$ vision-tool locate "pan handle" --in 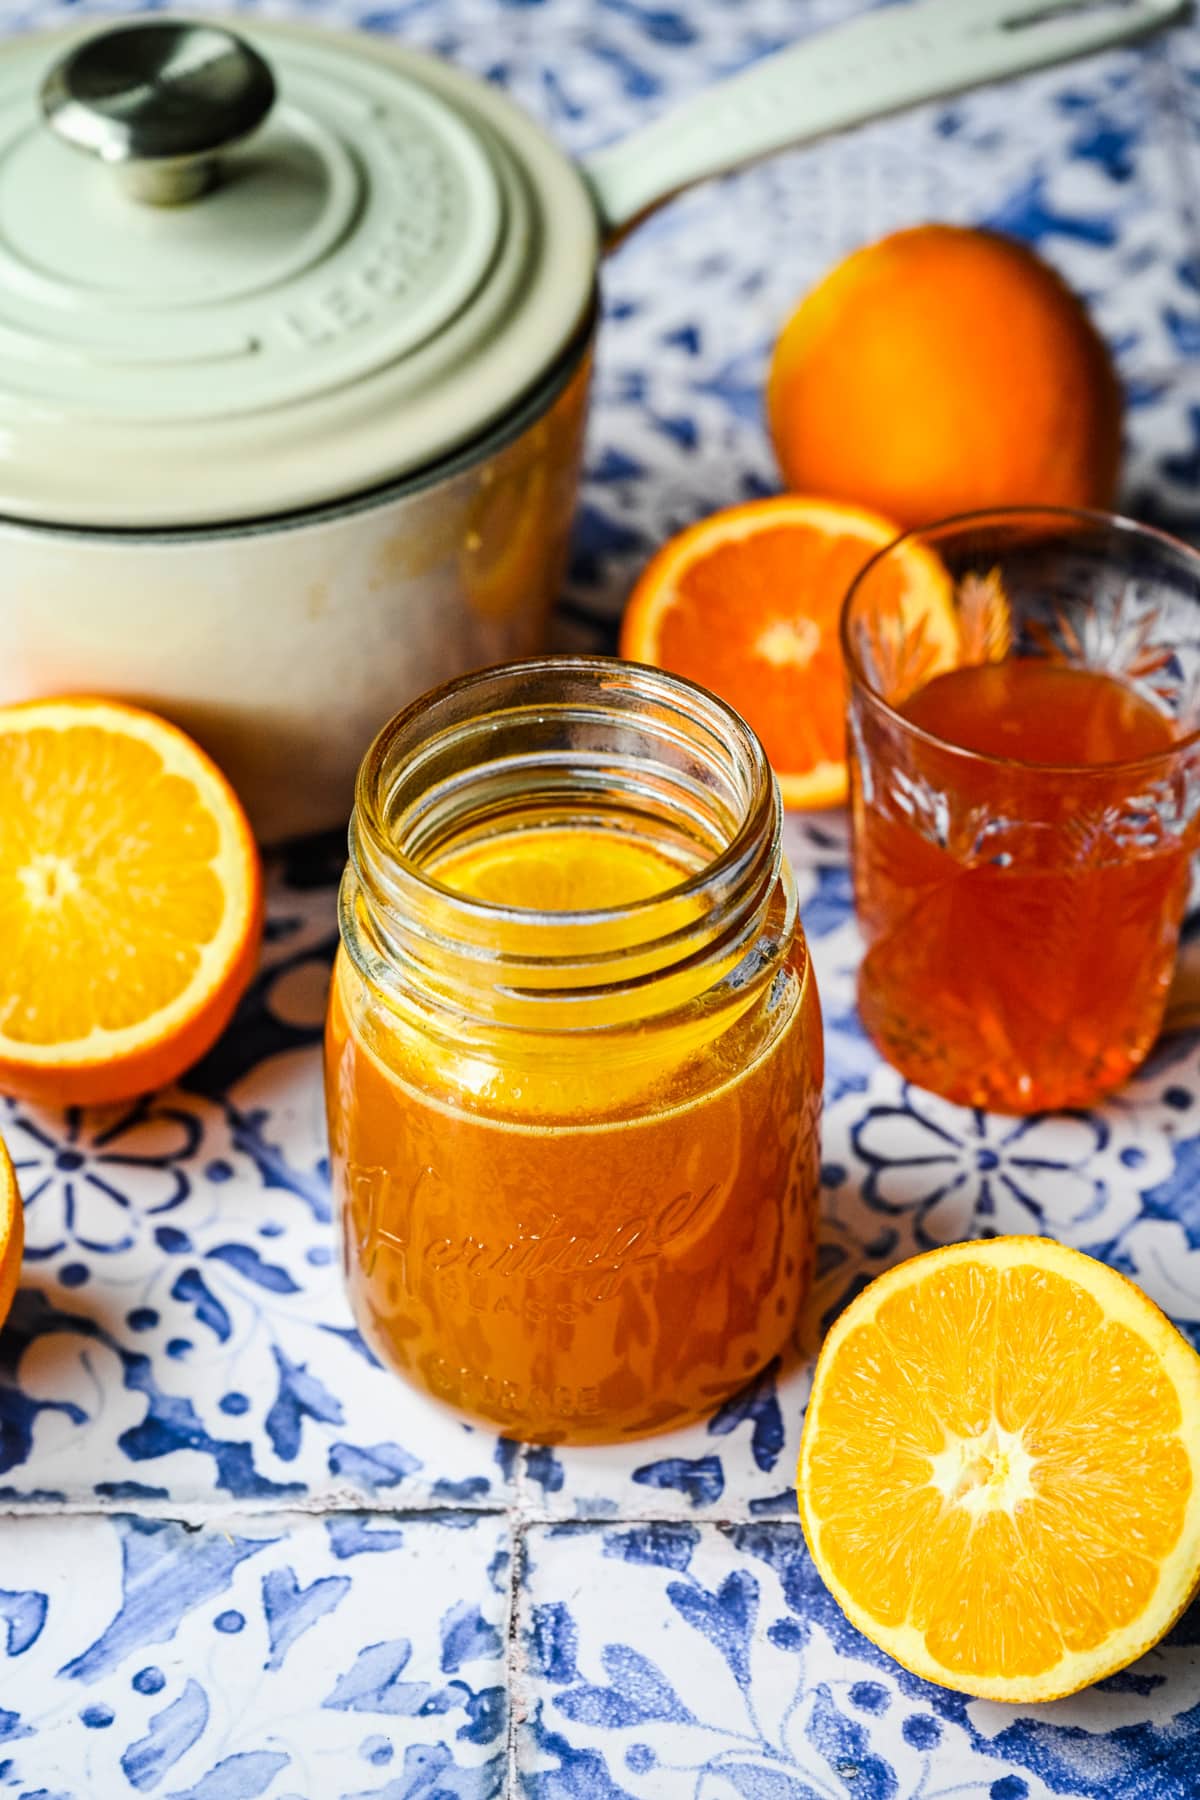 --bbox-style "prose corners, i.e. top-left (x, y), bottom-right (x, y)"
top-left (583, 0), bottom-right (1184, 241)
